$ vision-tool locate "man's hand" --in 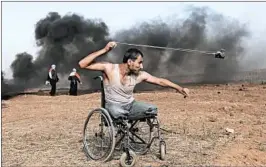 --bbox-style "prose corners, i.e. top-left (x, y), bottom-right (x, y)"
top-left (45, 81), bottom-right (50, 85)
top-left (181, 88), bottom-right (189, 98)
top-left (104, 41), bottom-right (117, 52)
top-left (79, 41), bottom-right (116, 69)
